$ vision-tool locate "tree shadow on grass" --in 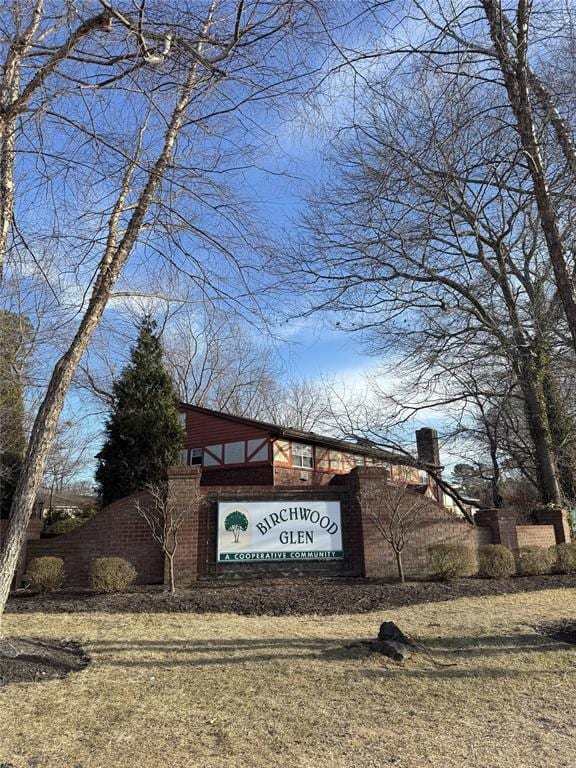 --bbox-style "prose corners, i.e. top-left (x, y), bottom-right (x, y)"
top-left (84, 632), bottom-right (574, 674)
